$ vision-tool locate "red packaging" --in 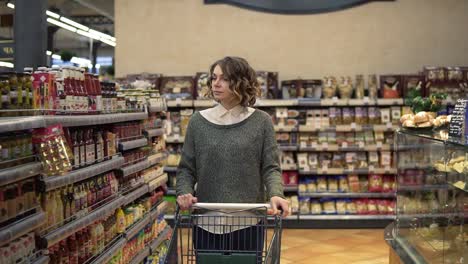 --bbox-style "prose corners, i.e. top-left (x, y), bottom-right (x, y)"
top-left (382, 175), bottom-right (395, 193)
top-left (281, 172), bottom-right (290, 185)
top-left (387, 200), bottom-right (396, 214)
top-left (368, 174), bottom-right (383, 192)
top-left (32, 70), bottom-right (57, 114)
top-left (356, 199), bottom-right (368, 215)
top-left (367, 199), bottom-right (378, 215)
top-left (288, 172), bottom-right (298, 185)
top-left (377, 200), bottom-right (388, 215)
